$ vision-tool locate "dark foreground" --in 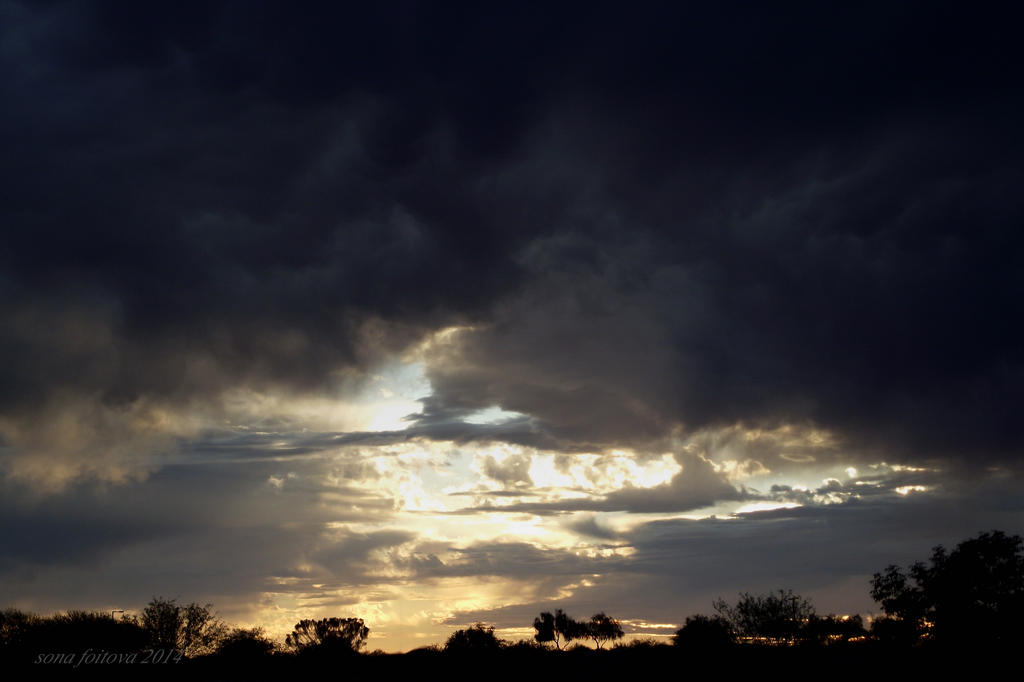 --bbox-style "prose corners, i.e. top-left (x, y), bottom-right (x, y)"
top-left (4, 642), bottom-right (1009, 681)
